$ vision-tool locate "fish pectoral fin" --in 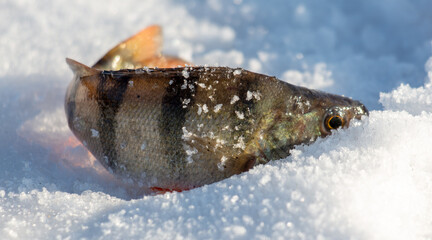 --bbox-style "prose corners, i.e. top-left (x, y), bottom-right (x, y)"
top-left (186, 135), bottom-right (256, 175)
top-left (66, 58), bottom-right (100, 77)
top-left (225, 153), bottom-right (257, 174)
